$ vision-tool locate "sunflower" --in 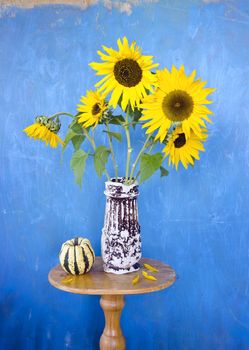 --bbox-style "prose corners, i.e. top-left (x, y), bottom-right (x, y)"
top-left (23, 116), bottom-right (64, 148)
top-left (163, 126), bottom-right (207, 170)
top-left (77, 90), bottom-right (107, 128)
top-left (89, 36), bottom-right (158, 111)
top-left (140, 65), bottom-right (215, 142)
